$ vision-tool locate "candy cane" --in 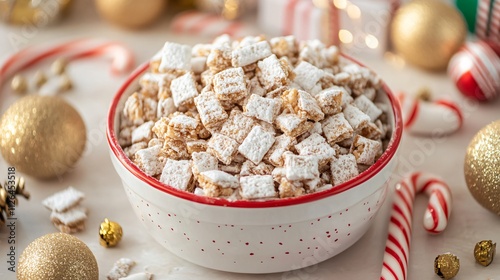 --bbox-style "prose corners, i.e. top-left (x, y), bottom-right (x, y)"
top-left (397, 92), bottom-right (463, 136)
top-left (0, 38), bottom-right (135, 87)
top-left (380, 172), bottom-right (452, 280)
